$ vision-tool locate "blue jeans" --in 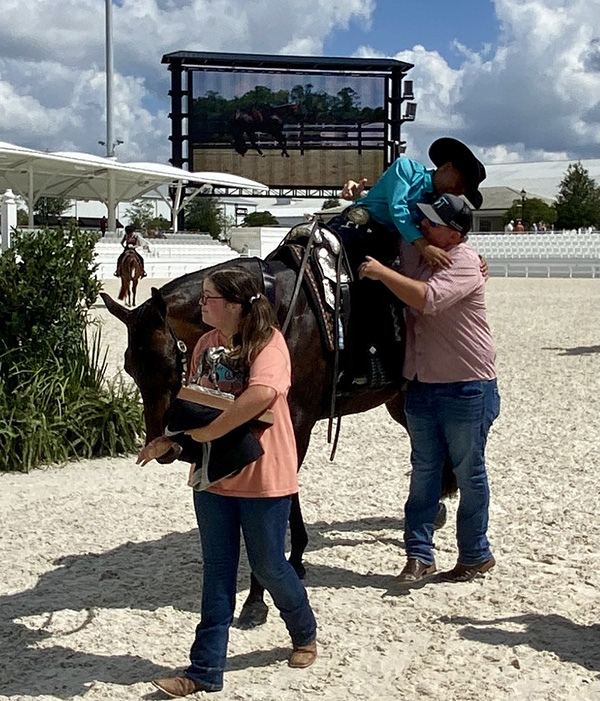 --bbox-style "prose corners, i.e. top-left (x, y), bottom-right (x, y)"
top-left (186, 491), bottom-right (317, 691)
top-left (404, 379), bottom-right (500, 567)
